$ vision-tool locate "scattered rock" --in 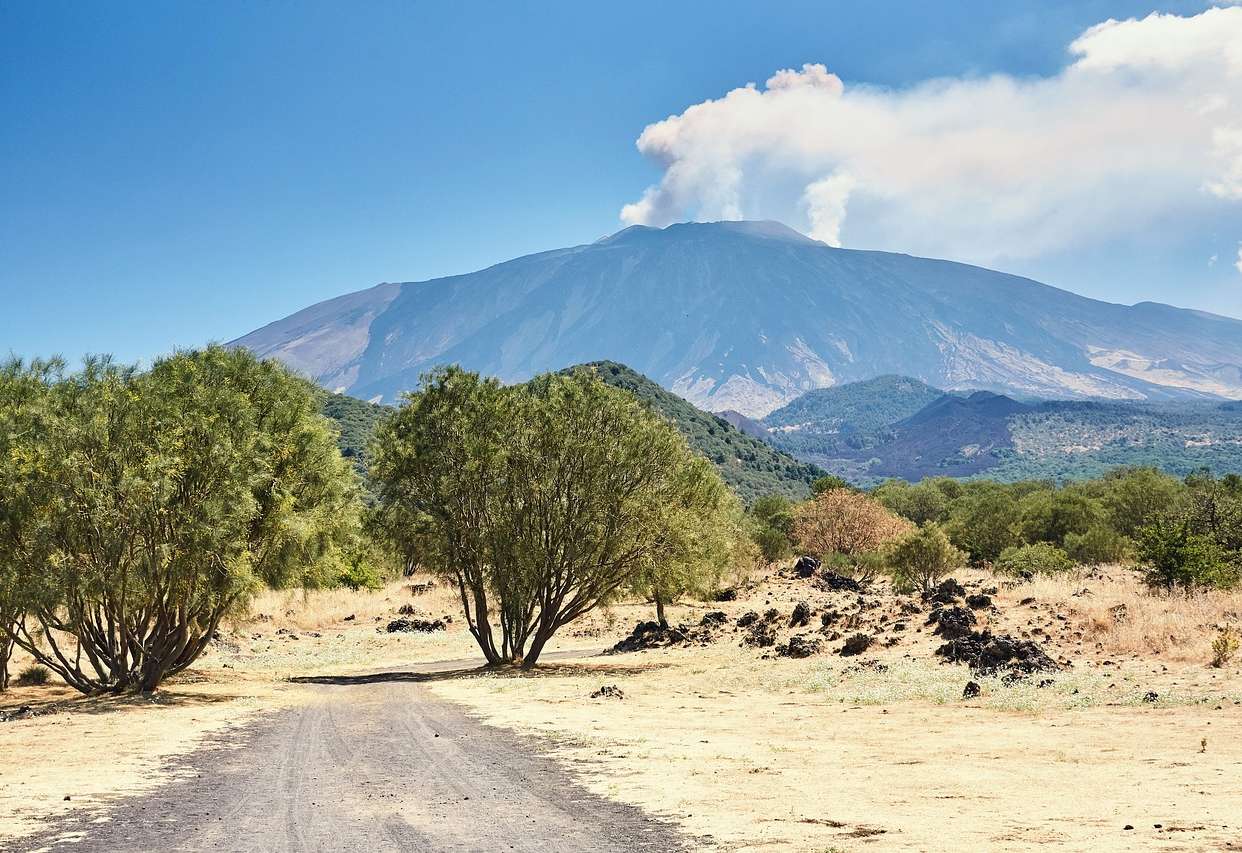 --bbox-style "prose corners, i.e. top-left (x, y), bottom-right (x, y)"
top-left (1110, 603), bottom-right (1130, 624)
top-left (789, 601), bottom-right (812, 628)
top-left (590, 685), bottom-right (625, 700)
top-left (397, 603), bottom-right (416, 615)
top-left (793, 555), bottom-right (821, 578)
top-left (343, 614), bottom-right (355, 622)
top-left (966, 594), bottom-right (992, 610)
top-left (936, 630), bottom-right (1059, 675)
top-left (820, 610), bottom-right (841, 627)
top-left (775, 634), bottom-right (822, 658)
top-left (385, 617), bottom-right (446, 634)
top-left (928, 606), bottom-right (977, 640)
top-left (962, 681), bottom-right (981, 699)
top-left (820, 571), bottom-right (863, 593)
top-left (925, 578), bottom-right (966, 604)
top-left (839, 633), bottom-right (873, 656)
top-left (700, 611), bottom-right (728, 627)
top-left (714, 587), bottom-right (738, 602)
top-left (1142, 691), bottom-right (1159, 703)
top-left (736, 611), bottom-right (760, 628)
top-left (407, 581), bottom-right (437, 595)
